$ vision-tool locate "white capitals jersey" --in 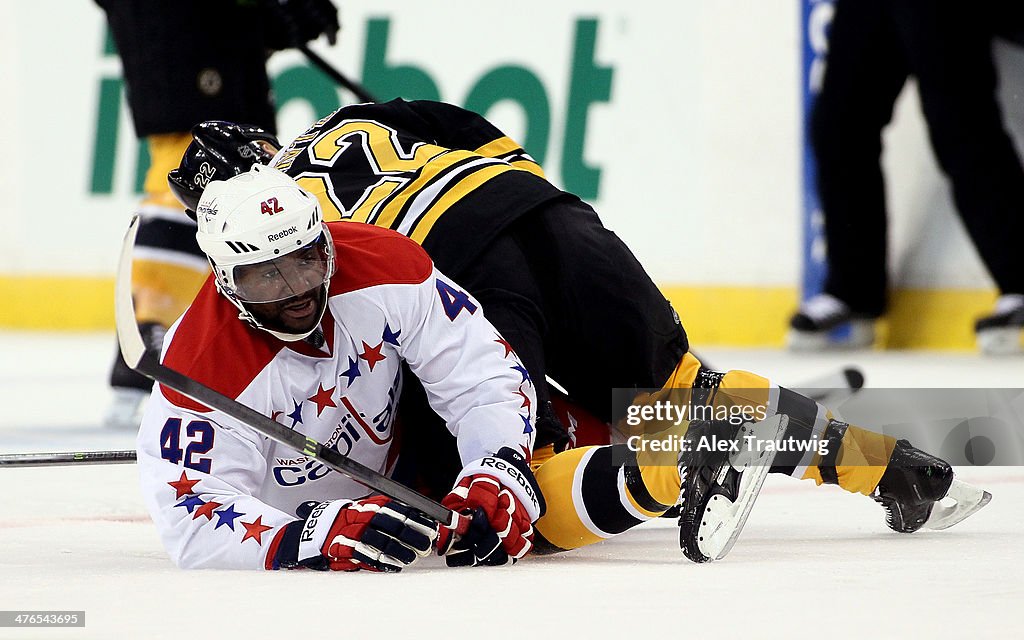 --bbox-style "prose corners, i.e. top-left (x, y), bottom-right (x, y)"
top-left (137, 222), bottom-right (537, 570)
